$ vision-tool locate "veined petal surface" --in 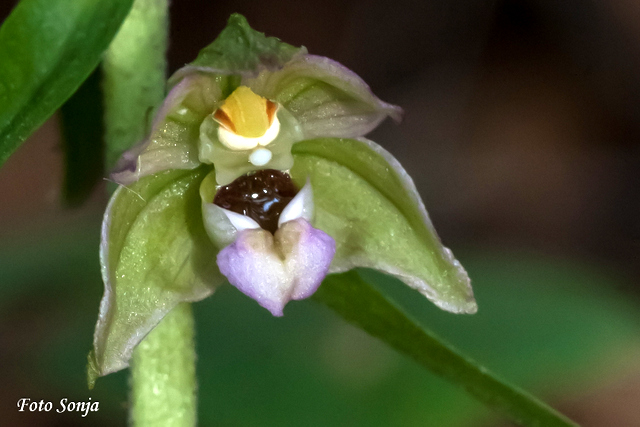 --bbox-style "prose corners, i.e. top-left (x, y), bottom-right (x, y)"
top-left (248, 54), bottom-right (402, 138)
top-left (111, 74), bottom-right (225, 184)
top-left (89, 167), bottom-right (223, 385)
top-left (290, 137), bottom-right (476, 314)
